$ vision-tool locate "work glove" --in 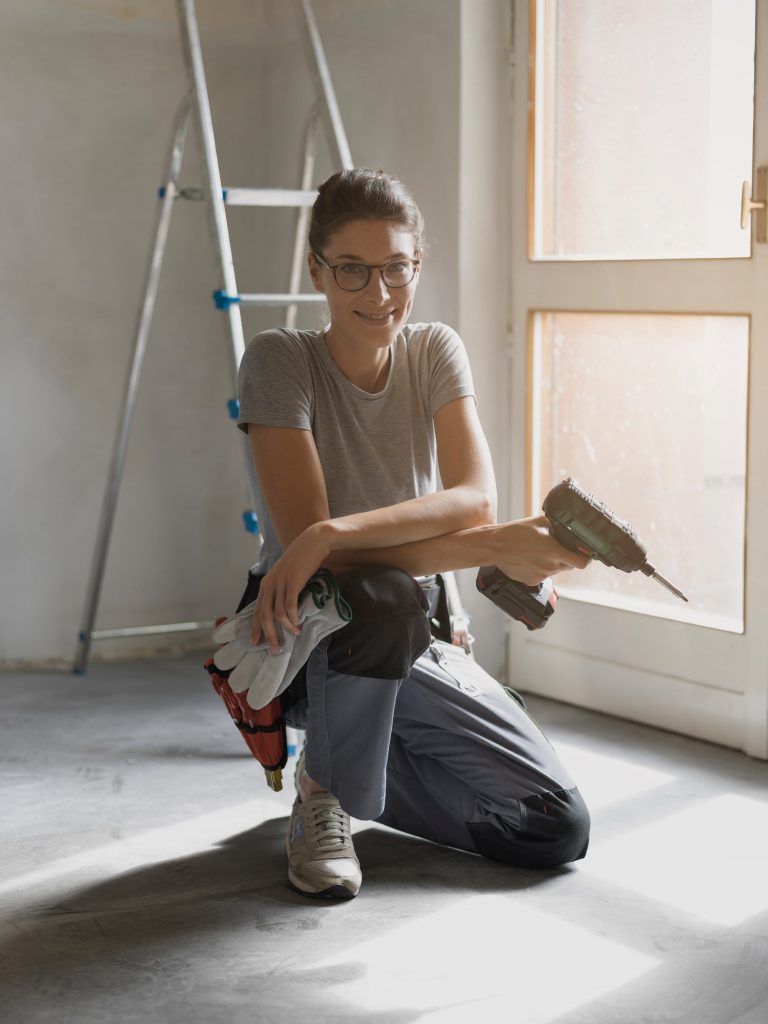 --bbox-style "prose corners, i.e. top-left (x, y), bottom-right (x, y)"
top-left (212, 568), bottom-right (352, 710)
